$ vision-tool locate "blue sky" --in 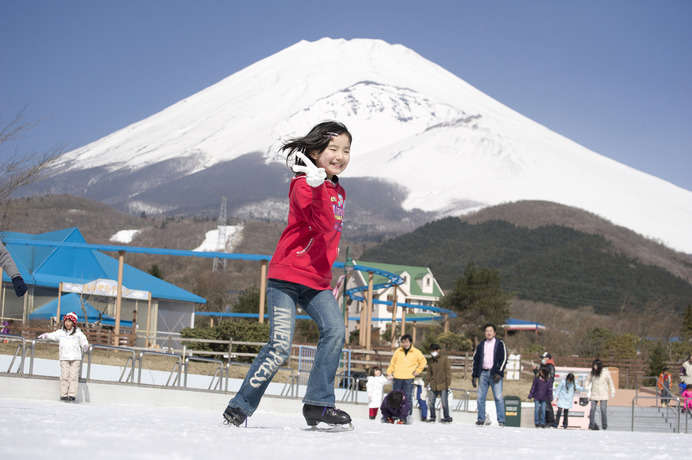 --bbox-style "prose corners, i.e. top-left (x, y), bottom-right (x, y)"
top-left (2, 0), bottom-right (691, 192)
